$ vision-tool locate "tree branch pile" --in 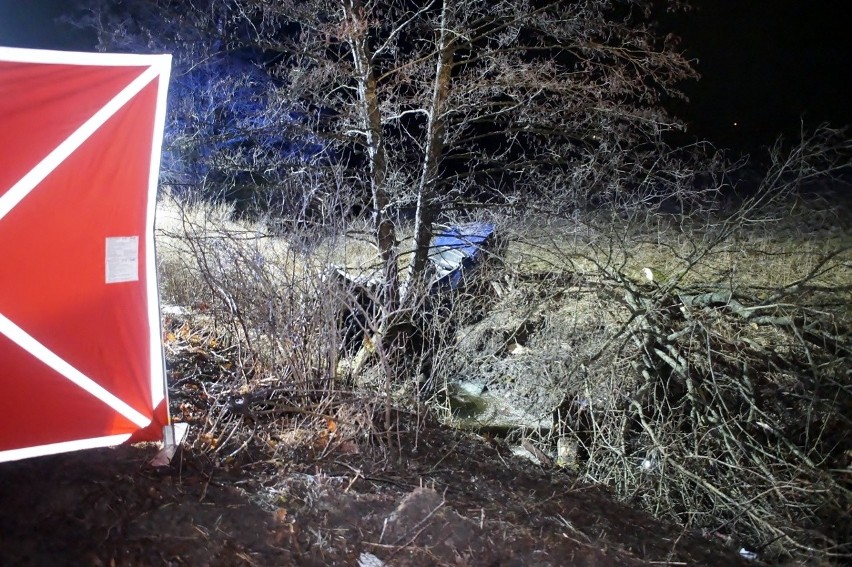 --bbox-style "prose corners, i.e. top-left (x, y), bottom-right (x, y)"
top-left (549, 132), bottom-right (852, 562)
top-left (583, 273), bottom-right (851, 560)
